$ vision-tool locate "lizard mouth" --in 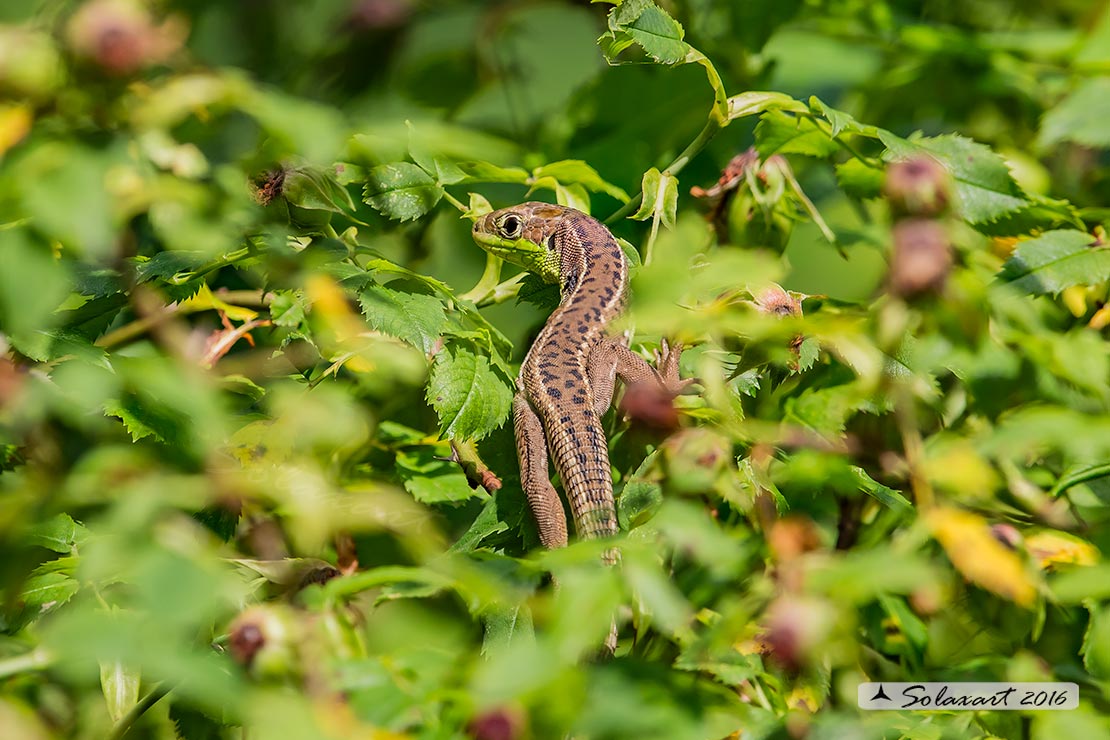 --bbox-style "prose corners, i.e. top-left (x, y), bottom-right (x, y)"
top-left (472, 231), bottom-right (560, 284)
